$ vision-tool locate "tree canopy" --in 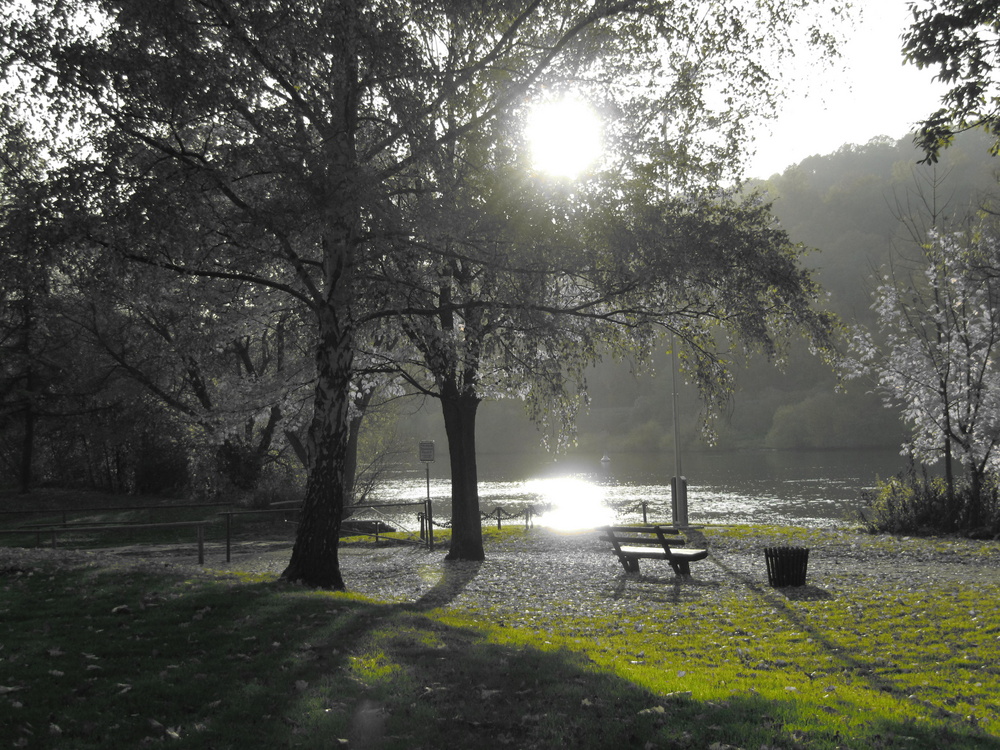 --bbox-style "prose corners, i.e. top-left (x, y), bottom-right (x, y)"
top-left (904, 0), bottom-right (1000, 160)
top-left (2, 0), bottom-right (847, 587)
top-left (849, 224), bottom-right (1000, 525)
